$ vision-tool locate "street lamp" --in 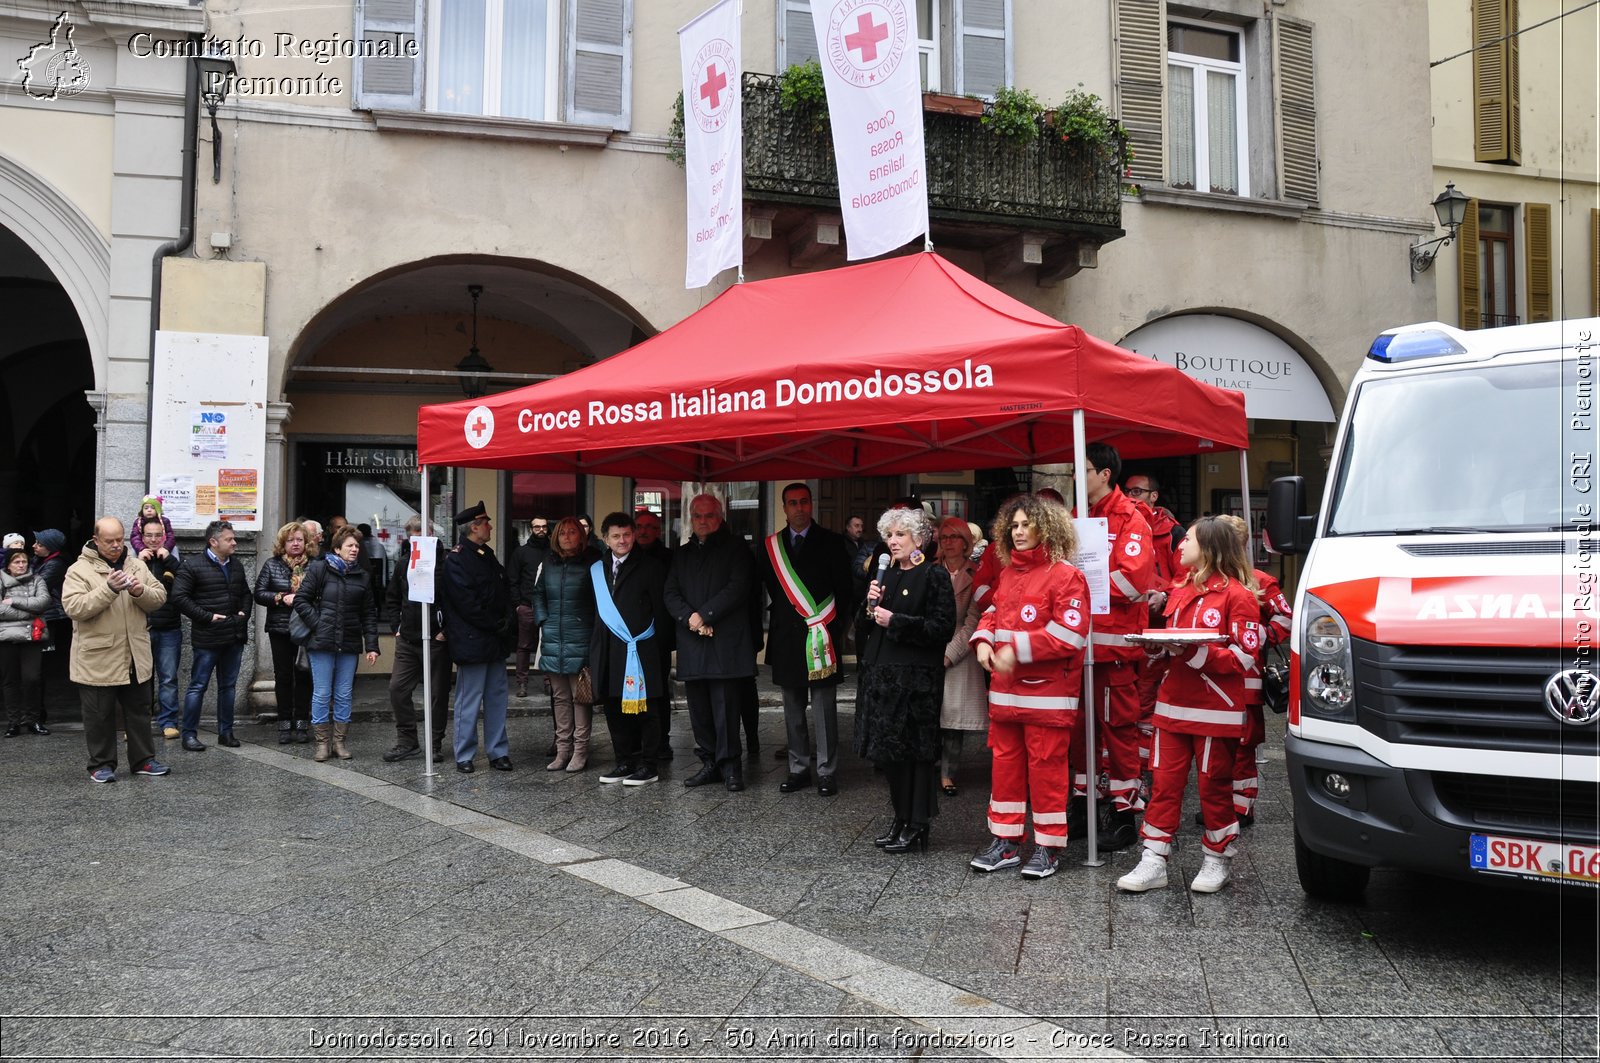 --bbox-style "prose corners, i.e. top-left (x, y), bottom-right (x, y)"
top-left (192, 54), bottom-right (236, 184)
top-left (1409, 182), bottom-right (1471, 279)
top-left (456, 284), bottom-right (495, 399)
